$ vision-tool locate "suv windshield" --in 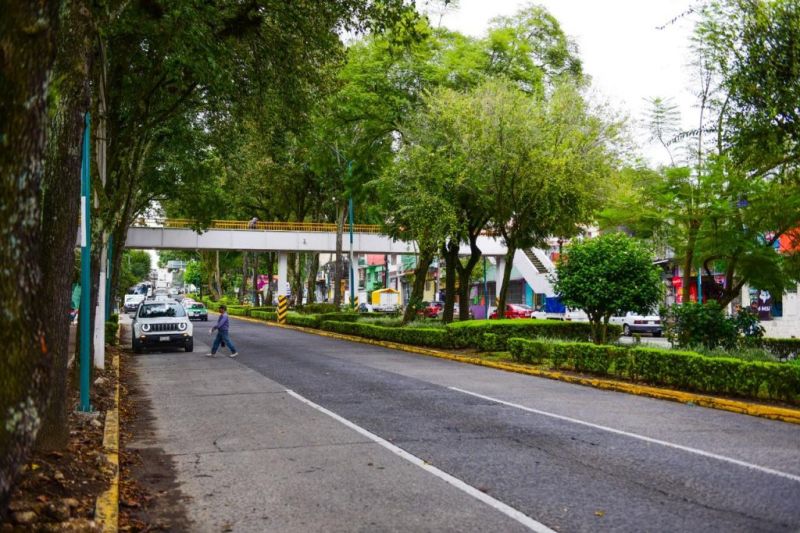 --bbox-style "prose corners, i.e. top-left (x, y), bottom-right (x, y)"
top-left (189, 304), bottom-right (205, 310)
top-left (138, 303), bottom-right (186, 318)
